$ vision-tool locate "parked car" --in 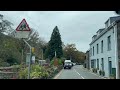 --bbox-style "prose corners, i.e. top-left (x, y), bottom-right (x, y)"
top-left (73, 63), bottom-right (76, 66)
top-left (64, 60), bottom-right (72, 69)
top-left (76, 63), bottom-right (81, 65)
